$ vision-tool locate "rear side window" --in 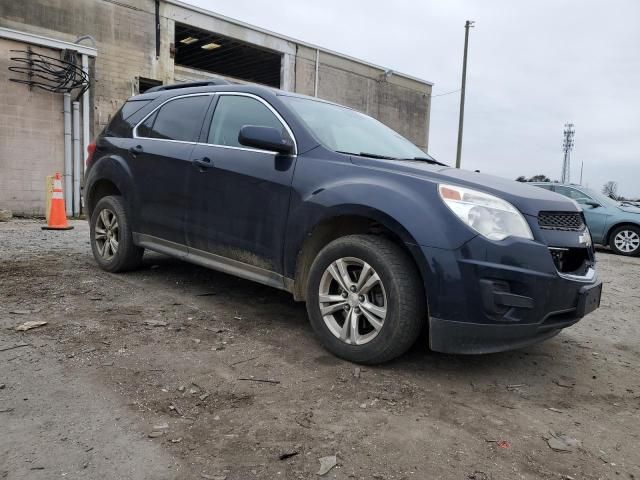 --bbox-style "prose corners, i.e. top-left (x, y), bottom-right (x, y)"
top-left (138, 95), bottom-right (210, 142)
top-left (555, 186), bottom-right (592, 202)
top-left (104, 99), bottom-right (152, 137)
top-left (208, 95), bottom-right (284, 147)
